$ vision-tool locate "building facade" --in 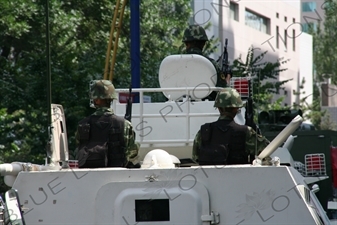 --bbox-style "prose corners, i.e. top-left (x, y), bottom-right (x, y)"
top-left (301, 0), bottom-right (325, 33)
top-left (192, 0), bottom-right (313, 107)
